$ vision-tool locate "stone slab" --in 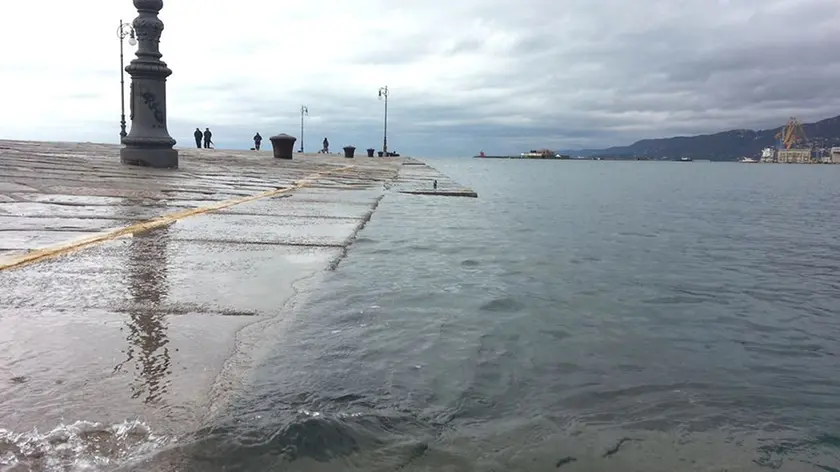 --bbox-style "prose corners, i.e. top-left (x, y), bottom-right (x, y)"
top-left (1, 236), bottom-right (340, 314)
top-left (0, 216), bottom-right (133, 232)
top-left (0, 182), bottom-right (37, 192)
top-left (0, 230), bottom-right (106, 251)
top-left (216, 197), bottom-right (374, 219)
top-left (0, 307), bottom-right (256, 433)
top-left (167, 213), bottom-right (361, 247)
